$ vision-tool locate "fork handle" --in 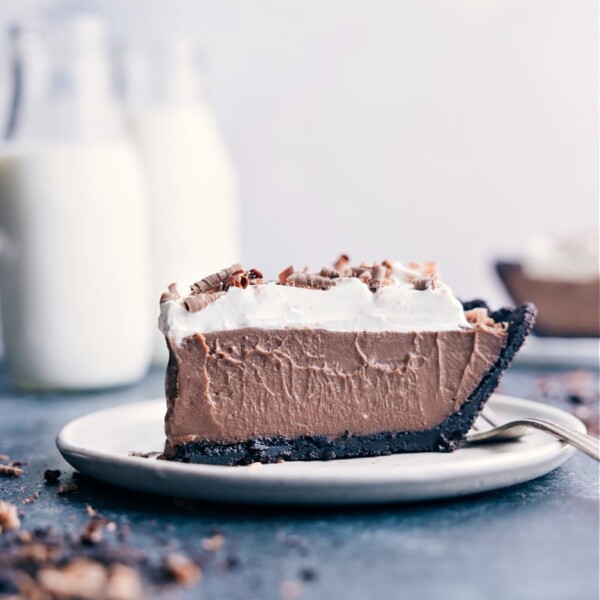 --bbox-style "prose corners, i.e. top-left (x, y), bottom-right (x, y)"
top-left (517, 418), bottom-right (600, 461)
